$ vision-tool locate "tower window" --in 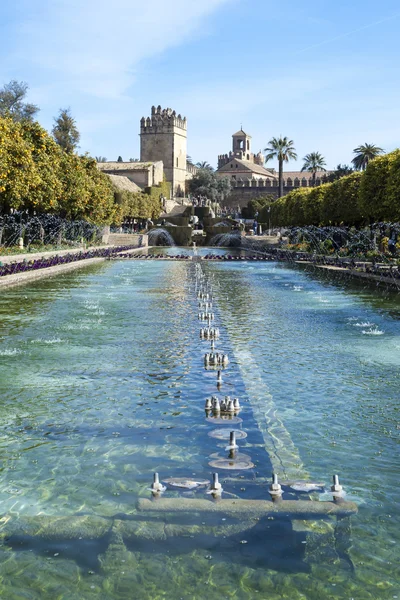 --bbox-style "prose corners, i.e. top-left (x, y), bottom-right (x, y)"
top-left (176, 158), bottom-right (179, 167)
